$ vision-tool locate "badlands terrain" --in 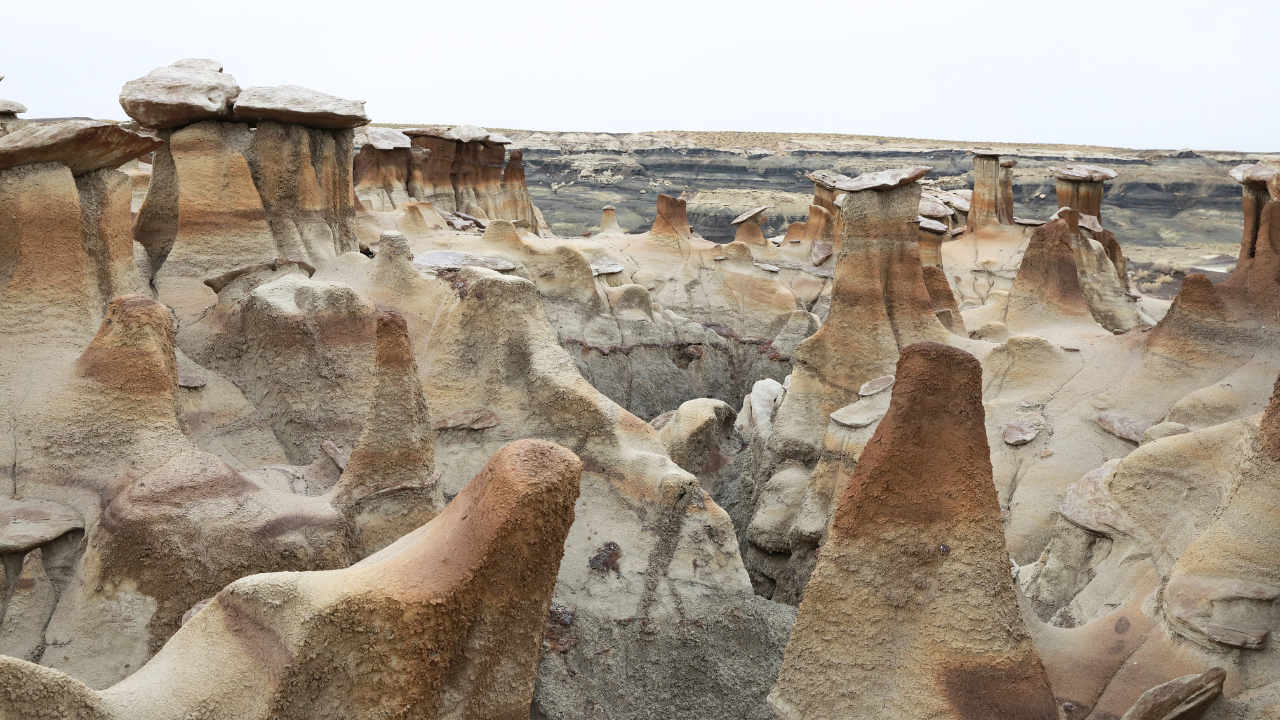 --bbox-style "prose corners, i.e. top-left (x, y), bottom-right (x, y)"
top-left (0, 60), bottom-right (1278, 720)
